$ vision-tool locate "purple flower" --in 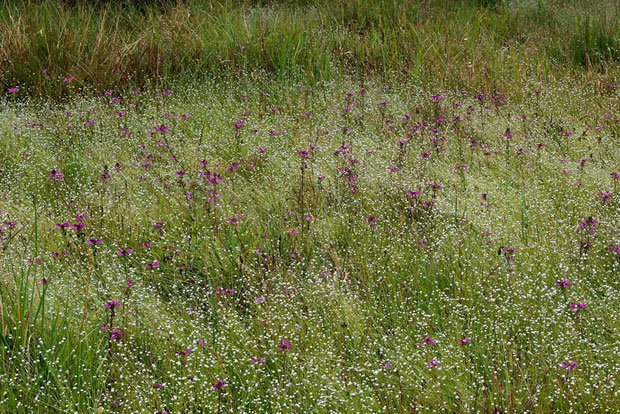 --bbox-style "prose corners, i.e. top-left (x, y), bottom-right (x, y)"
top-left (213, 379), bottom-right (226, 391)
top-left (560, 361), bottom-right (578, 372)
top-left (418, 335), bottom-right (436, 347)
top-left (26, 257), bottom-right (41, 265)
top-left (117, 248), bottom-right (132, 256)
top-left (579, 217), bottom-right (598, 235)
top-left (2, 220), bottom-right (17, 229)
top-left (155, 124), bottom-right (169, 134)
top-left (87, 238), bottom-right (103, 245)
top-left (105, 300), bottom-right (121, 309)
top-left (7, 87), bottom-right (19, 94)
top-left (408, 189), bottom-right (421, 199)
top-left (227, 162), bottom-right (241, 173)
top-left (215, 288), bottom-right (236, 296)
top-left (458, 337), bottom-right (471, 346)
top-left (162, 89), bottom-right (172, 97)
top-left (251, 357), bottom-right (267, 365)
top-left (48, 169), bottom-right (63, 182)
top-left (298, 149), bottom-right (310, 160)
top-left (110, 328), bottom-right (123, 341)
top-left (146, 260), bottom-right (160, 269)
top-left (502, 247), bottom-right (517, 261)
top-left (100, 168), bottom-right (111, 182)
top-left (365, 216), bottom-right (378, 227)
top-left (277, 339), bottom-right (291, 351)
top-left (227, 215), bottom-right (244, 227)
top-left (555, 279), bottom-right (571, 288)
top-left (570, 301), bottom-right (587, 311)
top-left (426, 359), bottom-right (441, 368)
top-left (71, 222), bottom-right (85, 231)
